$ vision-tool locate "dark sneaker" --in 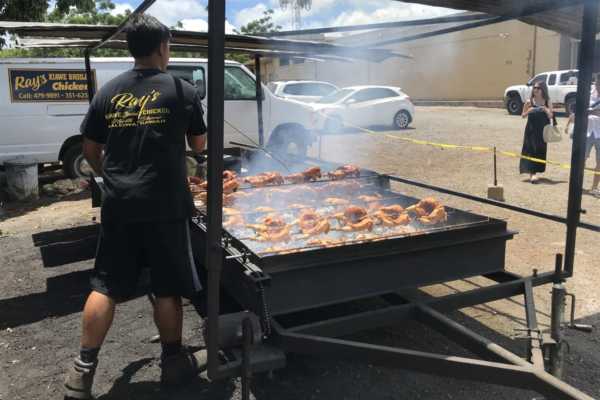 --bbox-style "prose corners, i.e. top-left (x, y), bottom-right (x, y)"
top-left (160, 349), bottom-right (207, 387)
top-left (64, 357), bottom-right (97, 400)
